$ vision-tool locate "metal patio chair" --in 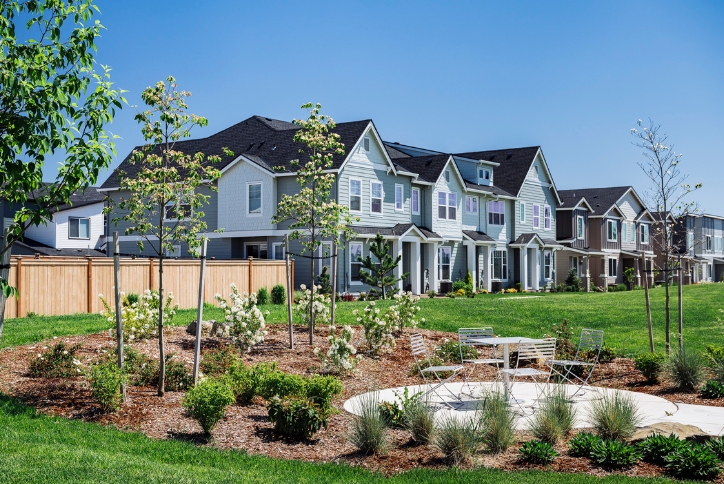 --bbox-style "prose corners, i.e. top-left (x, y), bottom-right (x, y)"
top-left (458, 327), bottom-right (505, 396)
top-left (497, 338), bottom-right (557, 412)
top-left (546, 328), bottom-right (604, 397)
top-left (410, 334), bottom-right (464, 409)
